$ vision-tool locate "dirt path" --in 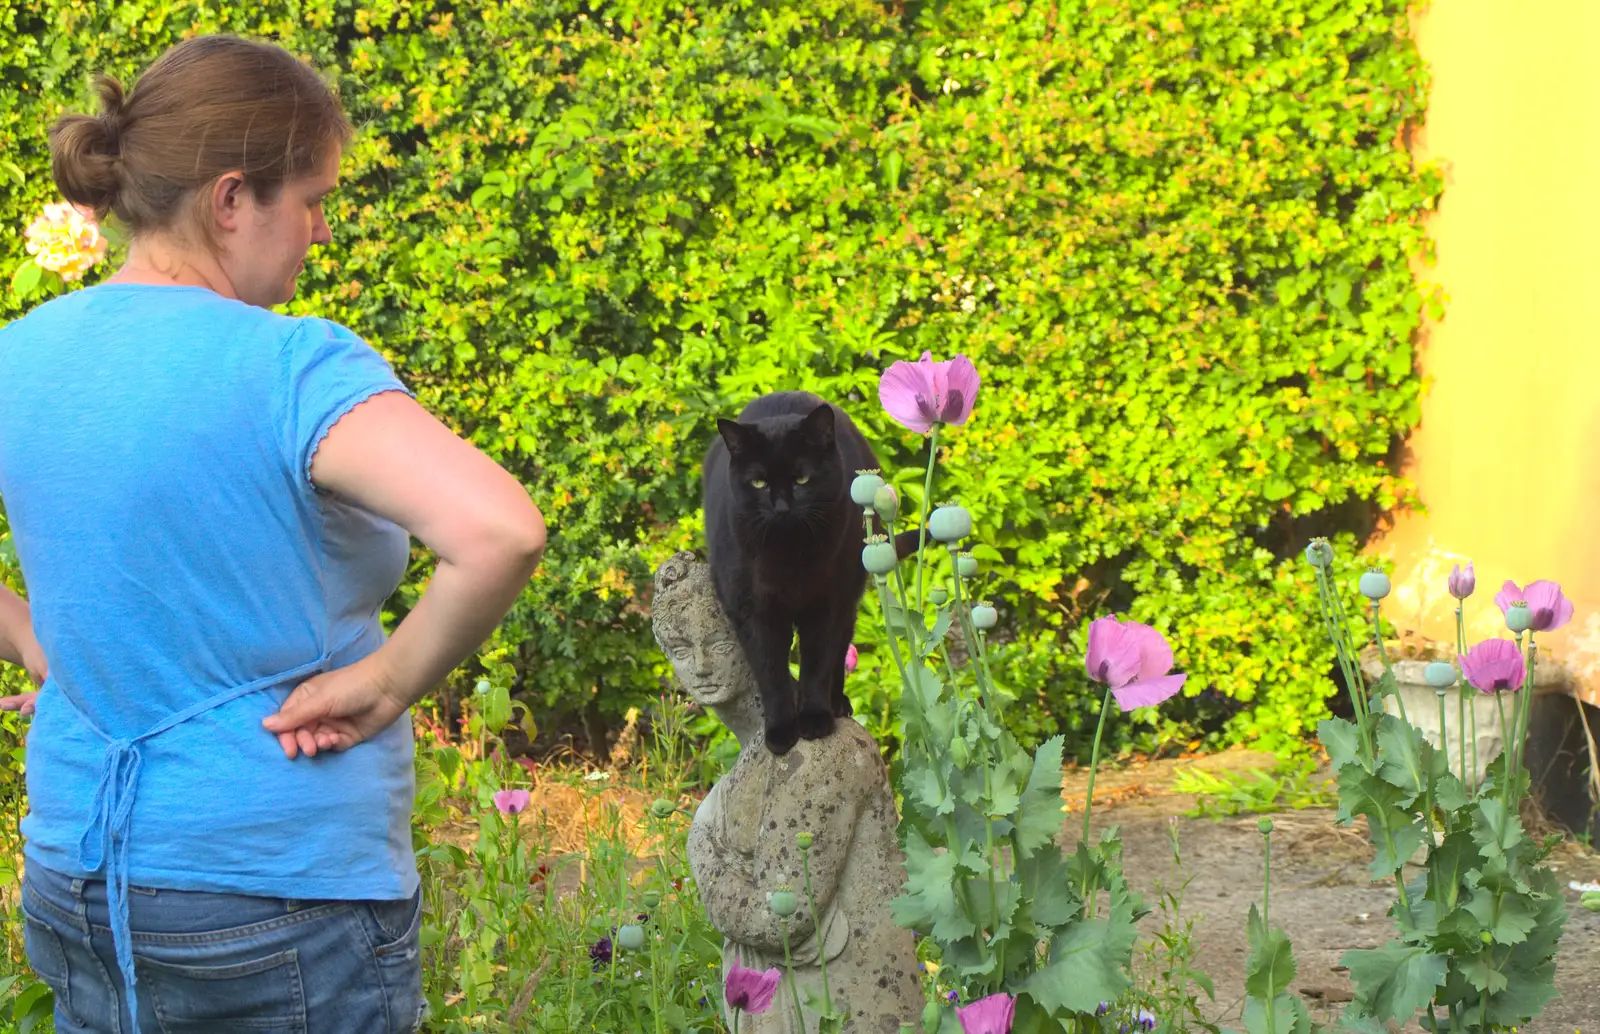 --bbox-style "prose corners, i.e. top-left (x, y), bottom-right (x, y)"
top-left (1063, 751), bottom-right (1600, 1032)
